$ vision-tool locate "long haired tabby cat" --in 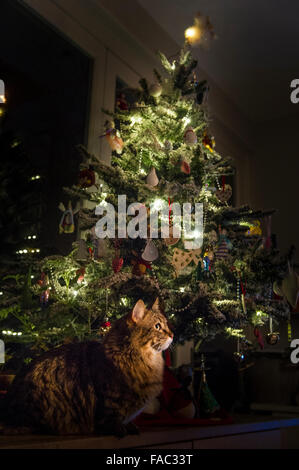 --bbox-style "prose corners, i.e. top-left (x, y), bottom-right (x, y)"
top-left (0, 298), bottom-right (173, 437)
